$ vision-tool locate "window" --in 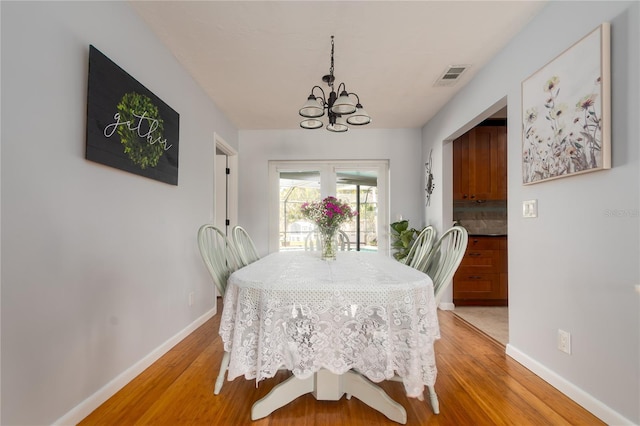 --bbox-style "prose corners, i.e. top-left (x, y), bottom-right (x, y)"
top-left (268, 160), bottom-right (389, 255)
